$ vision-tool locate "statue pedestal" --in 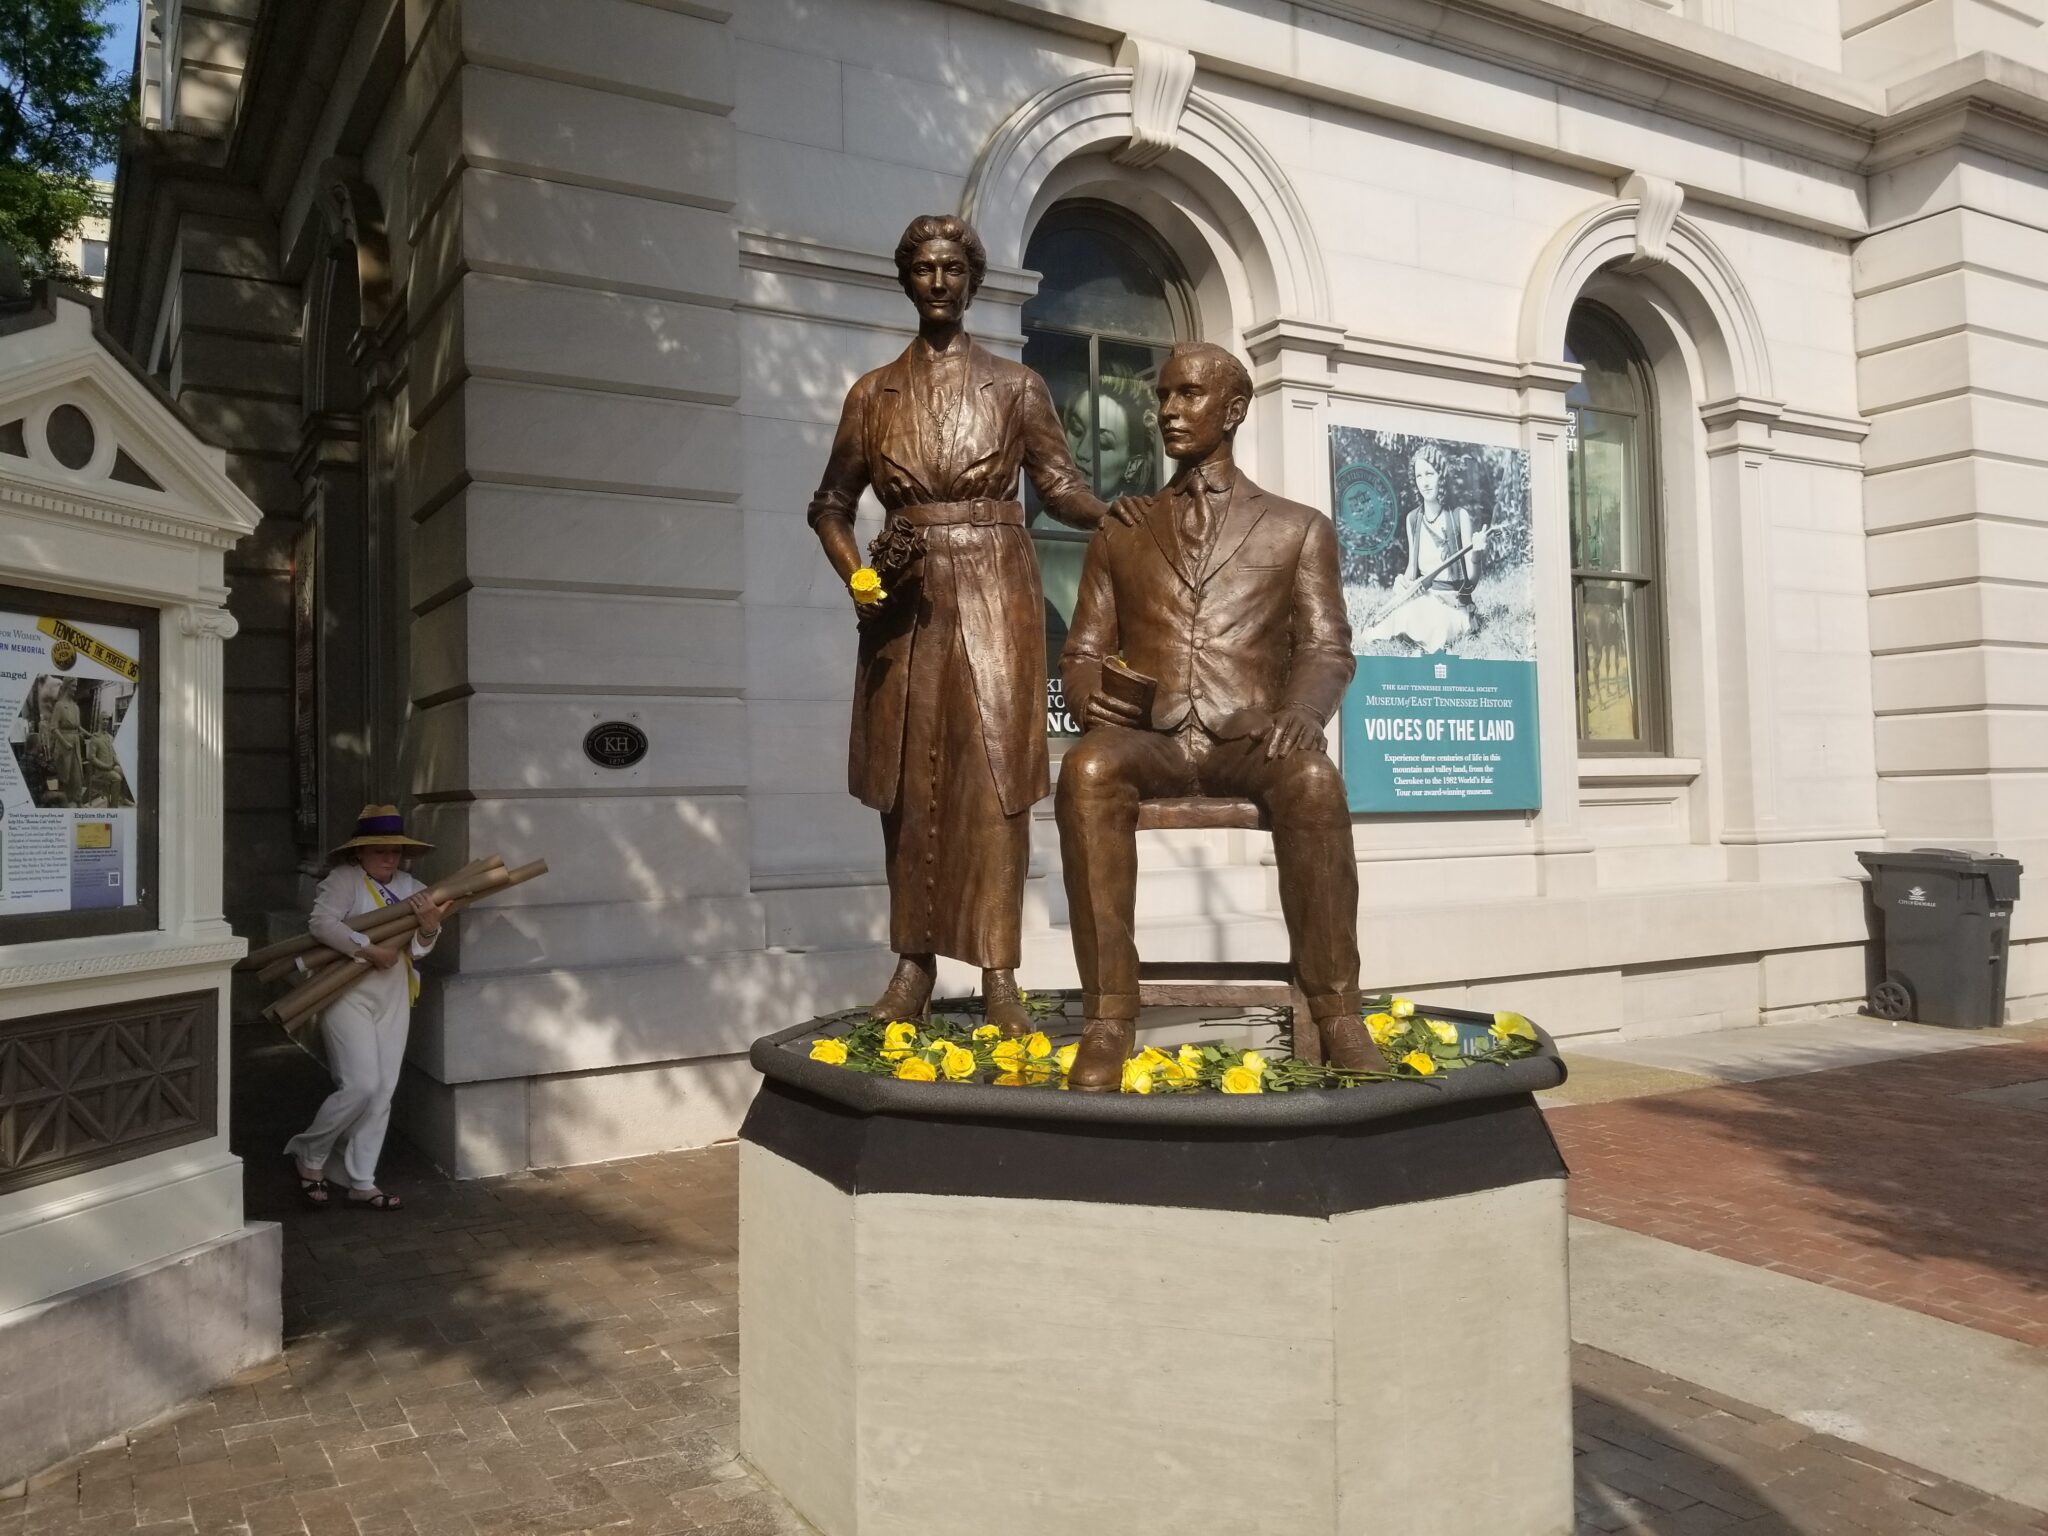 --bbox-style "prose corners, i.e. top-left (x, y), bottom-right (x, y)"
top-left (738, 1017), bottom-right (1574, 1536)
